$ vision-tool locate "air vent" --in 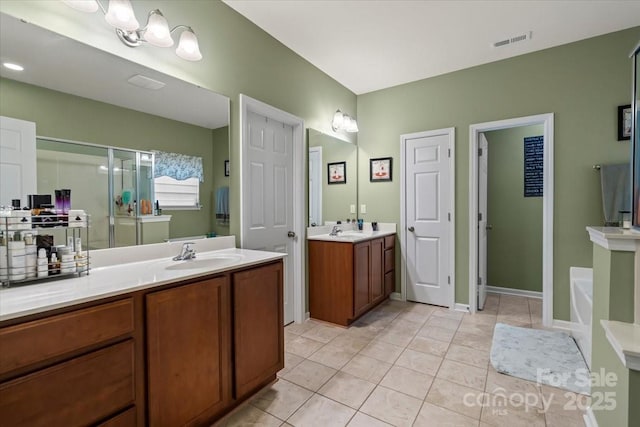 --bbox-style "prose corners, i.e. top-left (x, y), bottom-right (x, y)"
top-left (492, 31), bottom-right (533, 48)
top-left (127, 74), bottom-right (166, 90)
